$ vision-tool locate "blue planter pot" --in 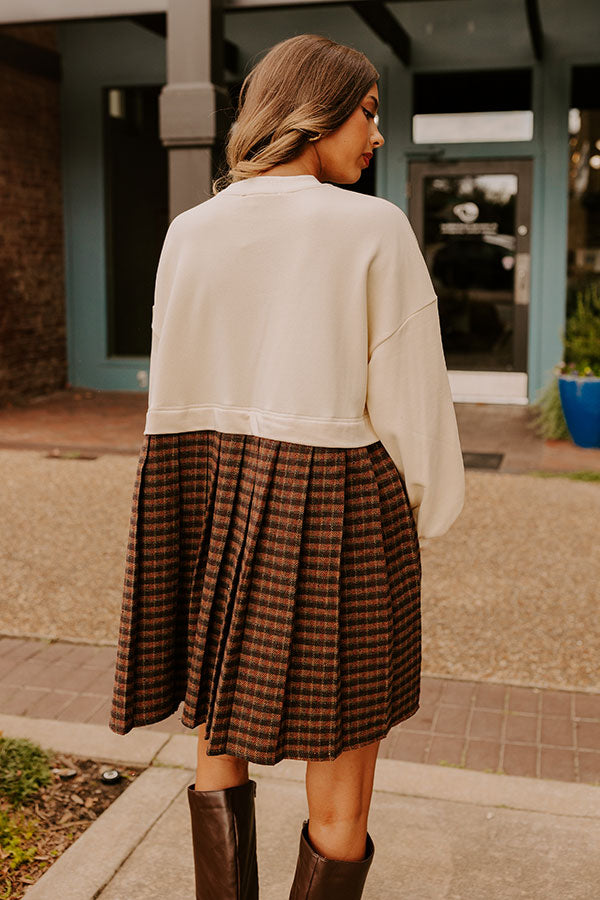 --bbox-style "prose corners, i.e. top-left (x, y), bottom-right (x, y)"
top-left (558, 375), bottom-right (600, 448)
